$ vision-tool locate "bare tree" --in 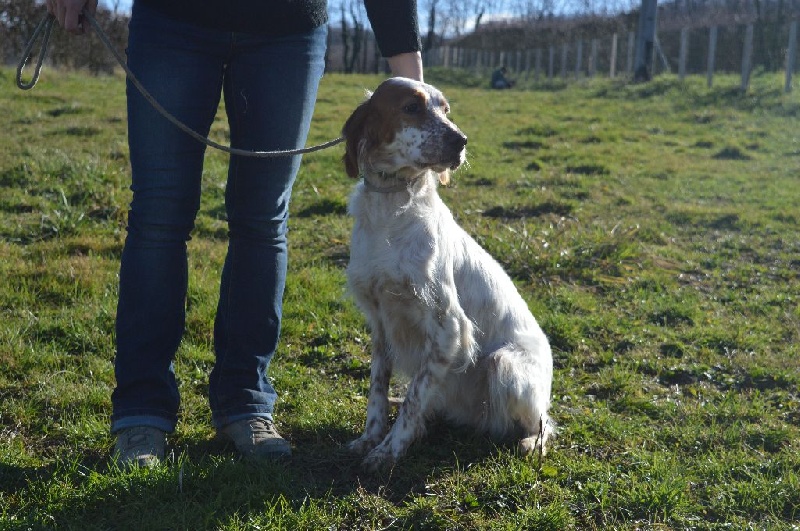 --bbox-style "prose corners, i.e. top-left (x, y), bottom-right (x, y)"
top-left (106, 0), bottom-right (122, 15)
top-left (634, 0), bottom-right (658, 81)
top-left (430, 0), bottom-right (500, 37)
top-left (1, 0), bottom-right (46, 64)
top-left (340, 0), bottom-right (367, 73)
top-left (424, 0), bottom-right (439, 52)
